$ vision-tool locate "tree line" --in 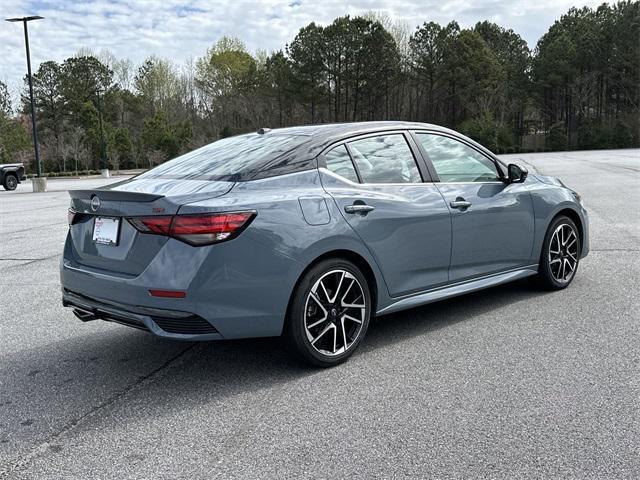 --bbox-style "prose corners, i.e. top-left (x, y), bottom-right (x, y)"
top-left (0, 1), bottom-right (638, 173)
